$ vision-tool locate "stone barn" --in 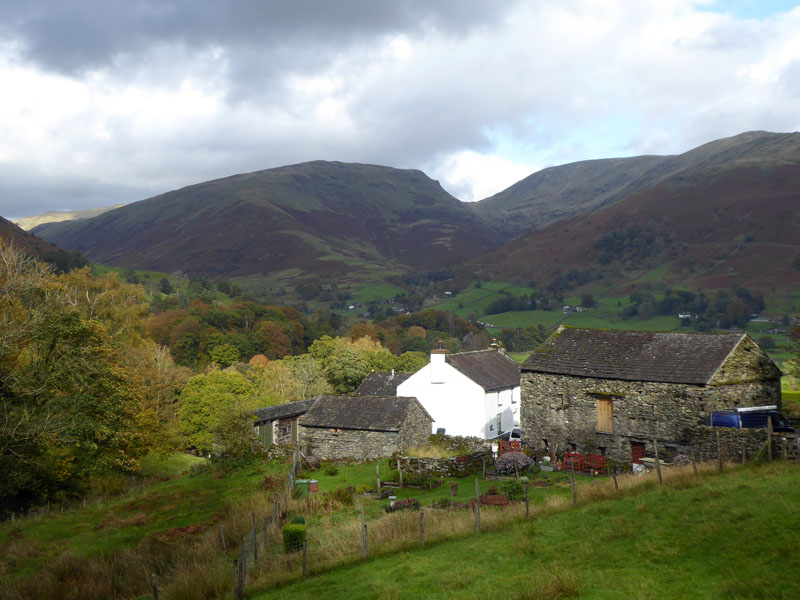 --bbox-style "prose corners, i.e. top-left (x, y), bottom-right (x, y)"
top-left (521, 327), bottom-right (781, 464)
top-left (299, 395), bottom-right (433, 460)
top-left (252, 399), bottom-right (316, 447)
